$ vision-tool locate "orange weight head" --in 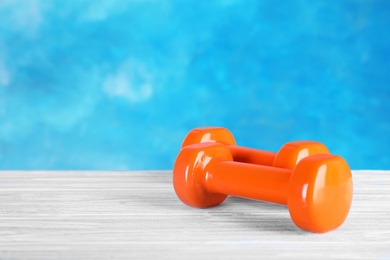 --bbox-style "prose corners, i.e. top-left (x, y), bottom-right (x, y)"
top-left (181, 127), bottom-right (236, 148)
top-left (273, 141), bottom-right (330, 170)
top-left (173, 142), bottom-right (232, 208)
top-left (288, 154), bottom-right (353, 233)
